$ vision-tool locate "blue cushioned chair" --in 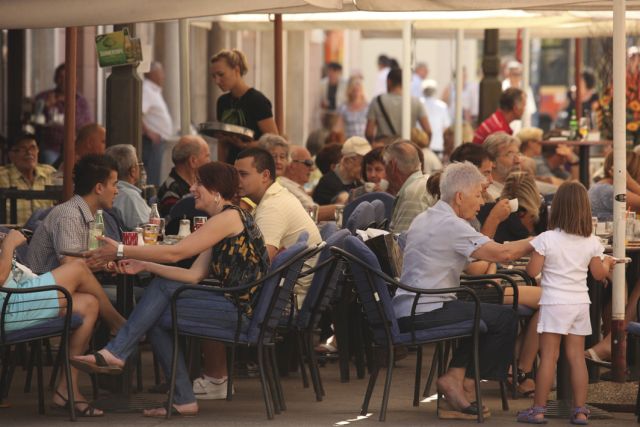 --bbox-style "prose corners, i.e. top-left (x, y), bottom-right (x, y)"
top-left (343, 192), bottom-right (395, 227)
top-left (370, 199), bottom-right (388, 230)
top-left (332, 236), bottom-right (487, 422)
top-left (345, 202), bottom-right (376, 234)
top-left (294, 229), bottom-right (351, 401)
top-left (0, 286), bottom-right (81, 420)
top-left (163, 240), bottom-right (323, 420)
